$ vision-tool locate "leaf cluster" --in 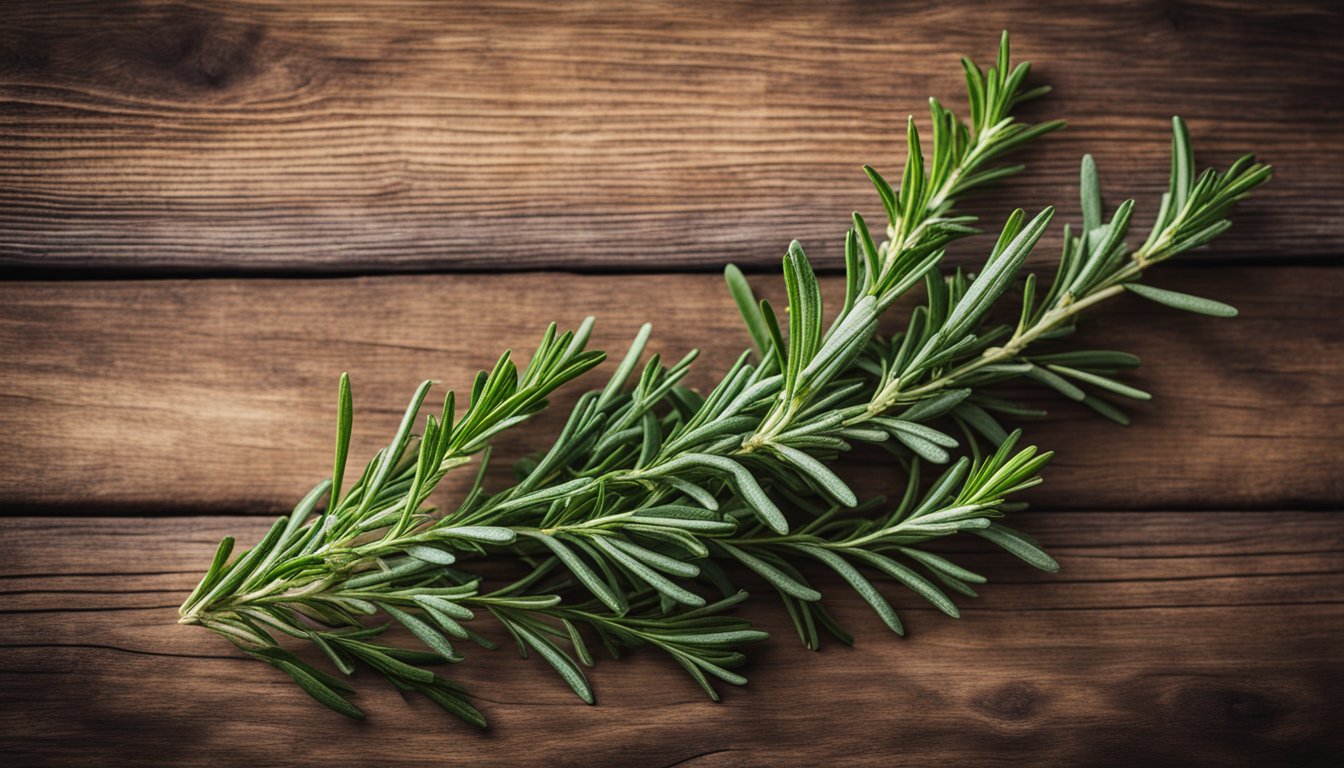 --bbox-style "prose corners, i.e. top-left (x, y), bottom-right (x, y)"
top-left (180, 33), bottom-right (1269, 726)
